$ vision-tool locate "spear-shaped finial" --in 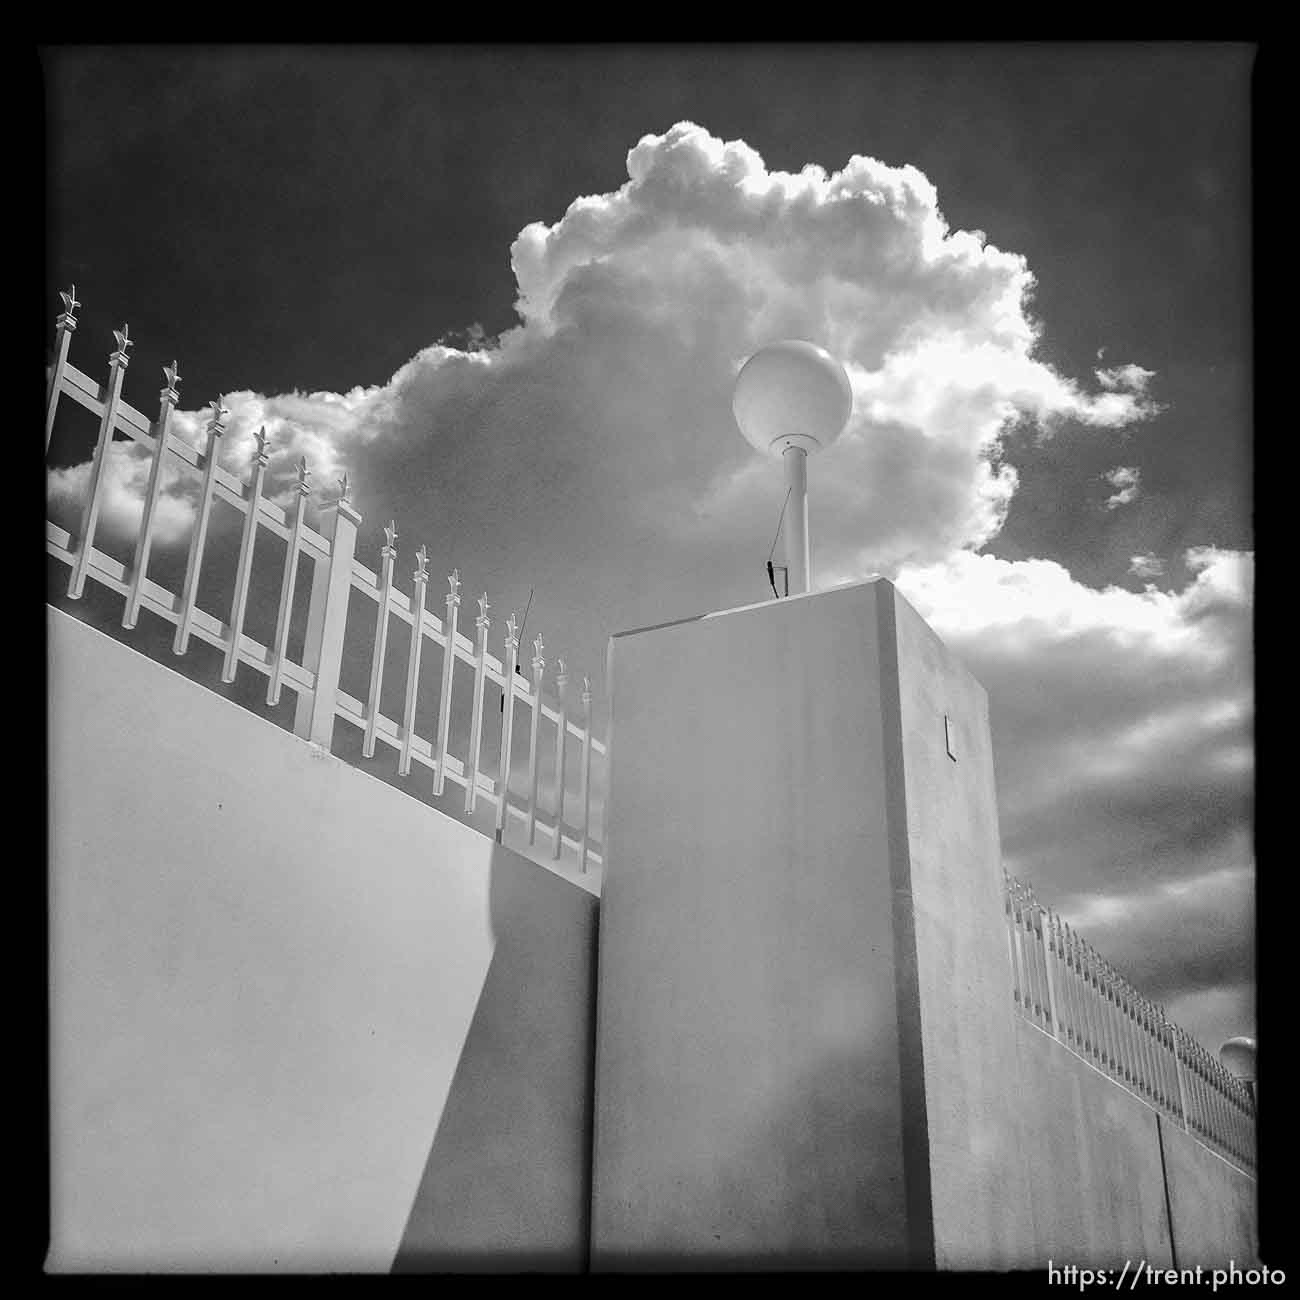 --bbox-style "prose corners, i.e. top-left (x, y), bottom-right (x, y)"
top-left (447, 568), bottom-right (461, 602)
top-left (338, 471), bottom-right (350, 503)
top-left (383, 520), bottom-right (398, 552)
top-left (296, 456), bottom-right (311, 492)
top-left (208, 396), bottom-right (230, 431)
top-left (582, 674), bottom-right (592, 705)
top-left (476, 593), bottom-right (490, 627)
top-left (414, 543), bottom-right (429, 583)
top-left (556, 656), bottom-right (568, 684)
top-left (253, 425), bottom-right (270, 461)
top-left (162, 360), bottom-right (182, 394)
top-left (59, 284), bottom-right (80, 317)
top-left (505, 612), bottom-right (519, 648)
top-left (111, 323), bottom-right (133, 364)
